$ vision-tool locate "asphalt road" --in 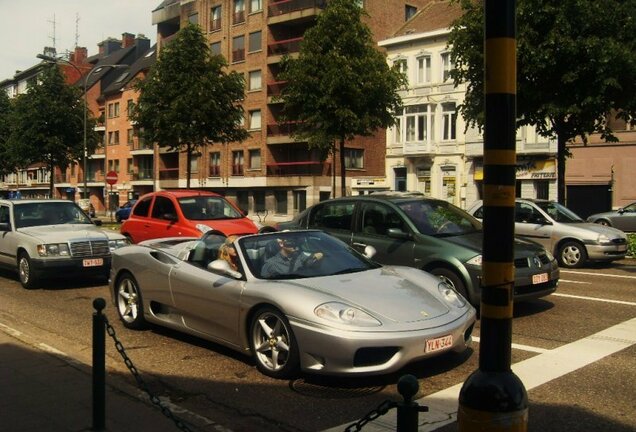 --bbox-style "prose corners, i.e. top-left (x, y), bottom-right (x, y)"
top-left (0, 259), bottom-right (634, 432)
